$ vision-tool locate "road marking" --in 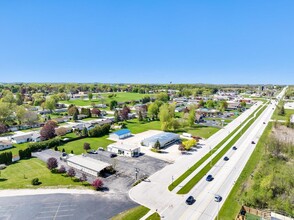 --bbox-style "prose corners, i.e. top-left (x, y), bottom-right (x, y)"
top-left (53, 202), bottom-right (61, 220)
